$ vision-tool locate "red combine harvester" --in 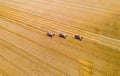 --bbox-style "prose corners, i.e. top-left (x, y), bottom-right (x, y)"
top-left (74, 34), bottom-right (83, 41)
top-left (47, 32), bottom-right (55, 38)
